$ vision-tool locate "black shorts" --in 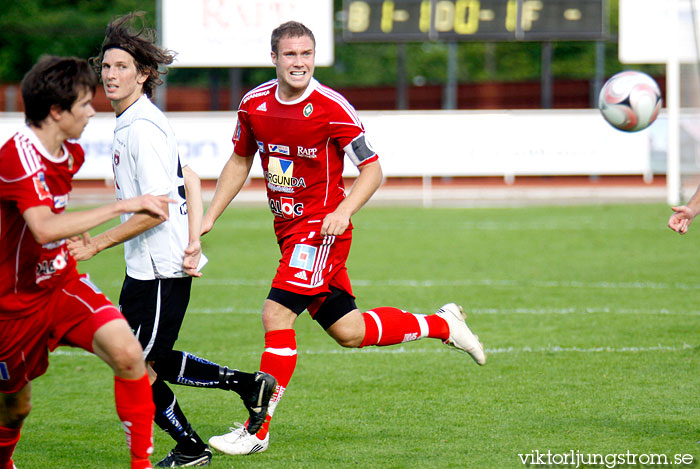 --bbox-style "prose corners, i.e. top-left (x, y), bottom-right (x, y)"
top-left (119, 275), bottom-right (192, 362)
top-left (267, 285), bottom-right (358, 330)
